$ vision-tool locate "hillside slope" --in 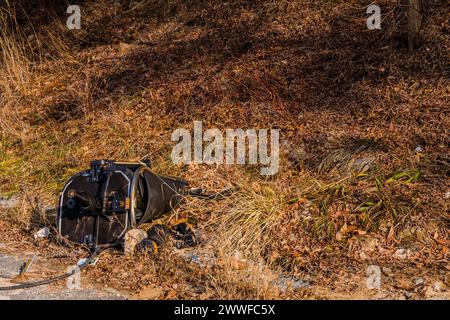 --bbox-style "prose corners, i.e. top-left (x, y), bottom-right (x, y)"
top-left (0, 0), bottom-right (448, 299)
